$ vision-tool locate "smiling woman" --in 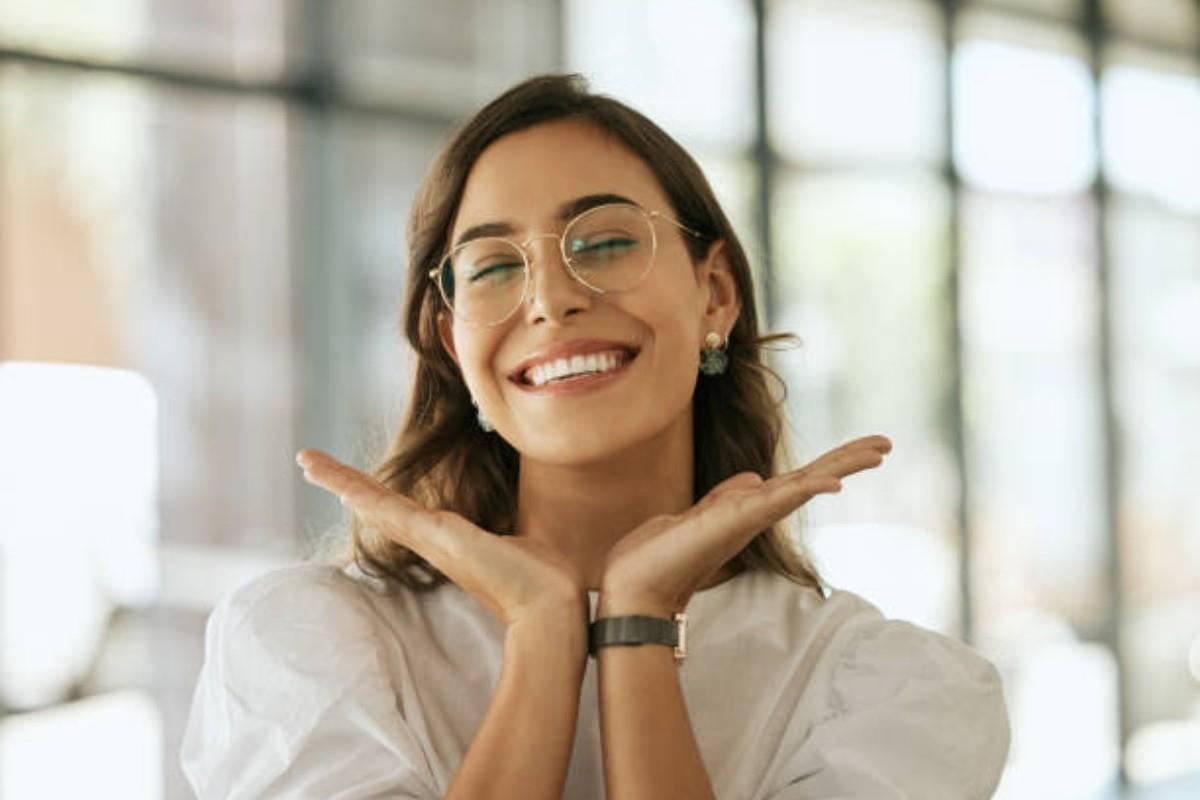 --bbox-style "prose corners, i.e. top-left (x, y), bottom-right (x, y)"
top-left (180, 73), bottom-right (1011, 800)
